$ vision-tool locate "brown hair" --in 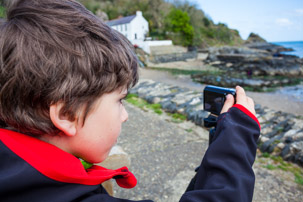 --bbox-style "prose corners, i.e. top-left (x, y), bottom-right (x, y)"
top-left (0, 0), bottom-right (138, 136)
